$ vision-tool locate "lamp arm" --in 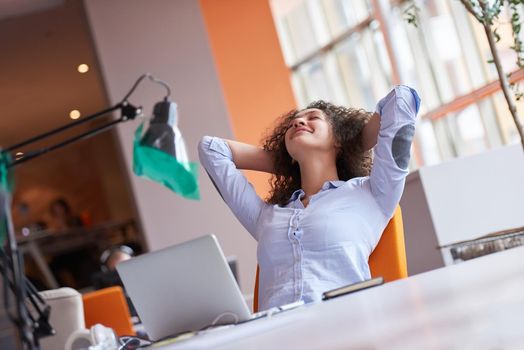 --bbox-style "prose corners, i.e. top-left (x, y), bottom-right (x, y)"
top-left (0, 248), bottom-right (54, 347)
top-left (8, 103), bottom-right (140, 168)
top-left (5, 72), bottom-right (169, 154)
top-left (121, 73), bottom-right (171, 102)
top-left (0, 192), bottom-right (35, 348)
top-left (4, 104), bottom-right (123, 153)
